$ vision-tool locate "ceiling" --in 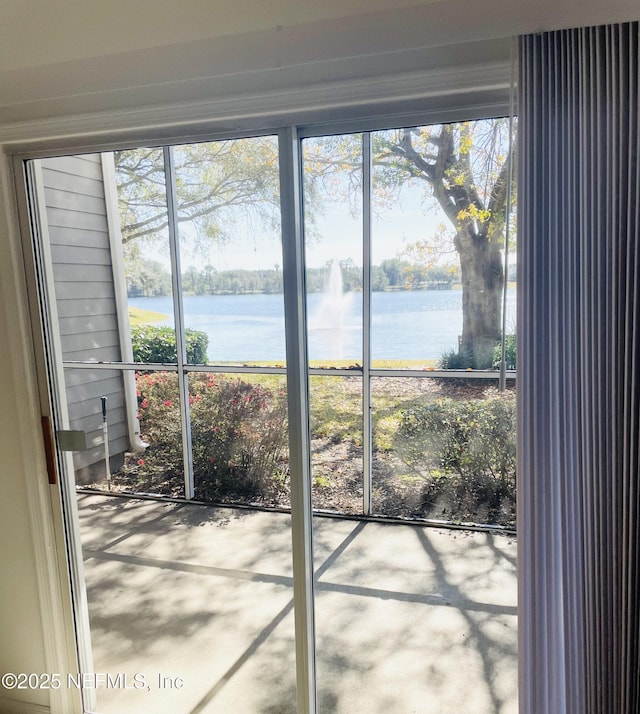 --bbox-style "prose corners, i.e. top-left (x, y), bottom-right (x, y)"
top-left (0, 0), bottom-right (637, 138)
